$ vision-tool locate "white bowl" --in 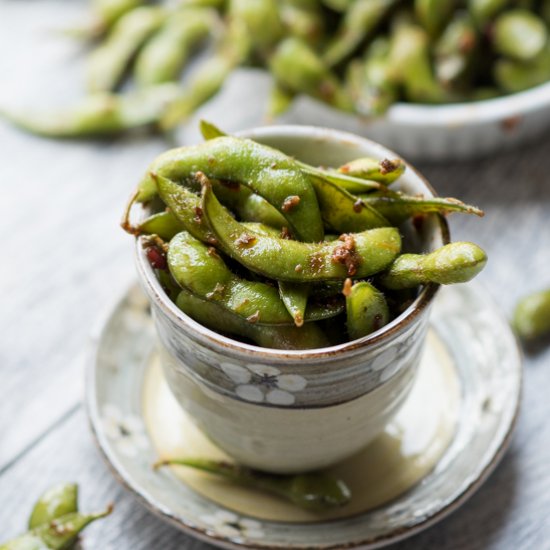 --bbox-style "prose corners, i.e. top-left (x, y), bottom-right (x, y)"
top-left (280, 81), bottom-right (550, 162)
